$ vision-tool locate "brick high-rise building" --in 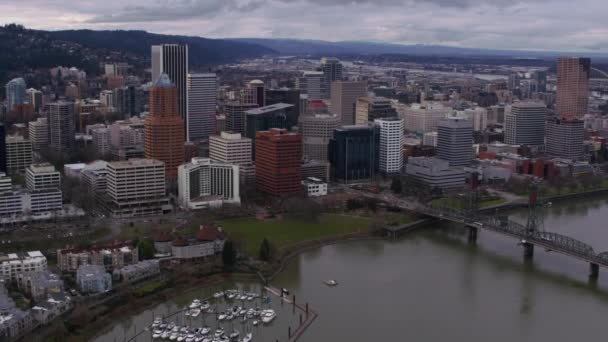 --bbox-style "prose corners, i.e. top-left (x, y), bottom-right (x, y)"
top-left (556, 57), bottom-right (590, 119)
top-left (144, 74), bottom-right (185, 180)
top-left (255, 129), bottom-right (302, 196)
